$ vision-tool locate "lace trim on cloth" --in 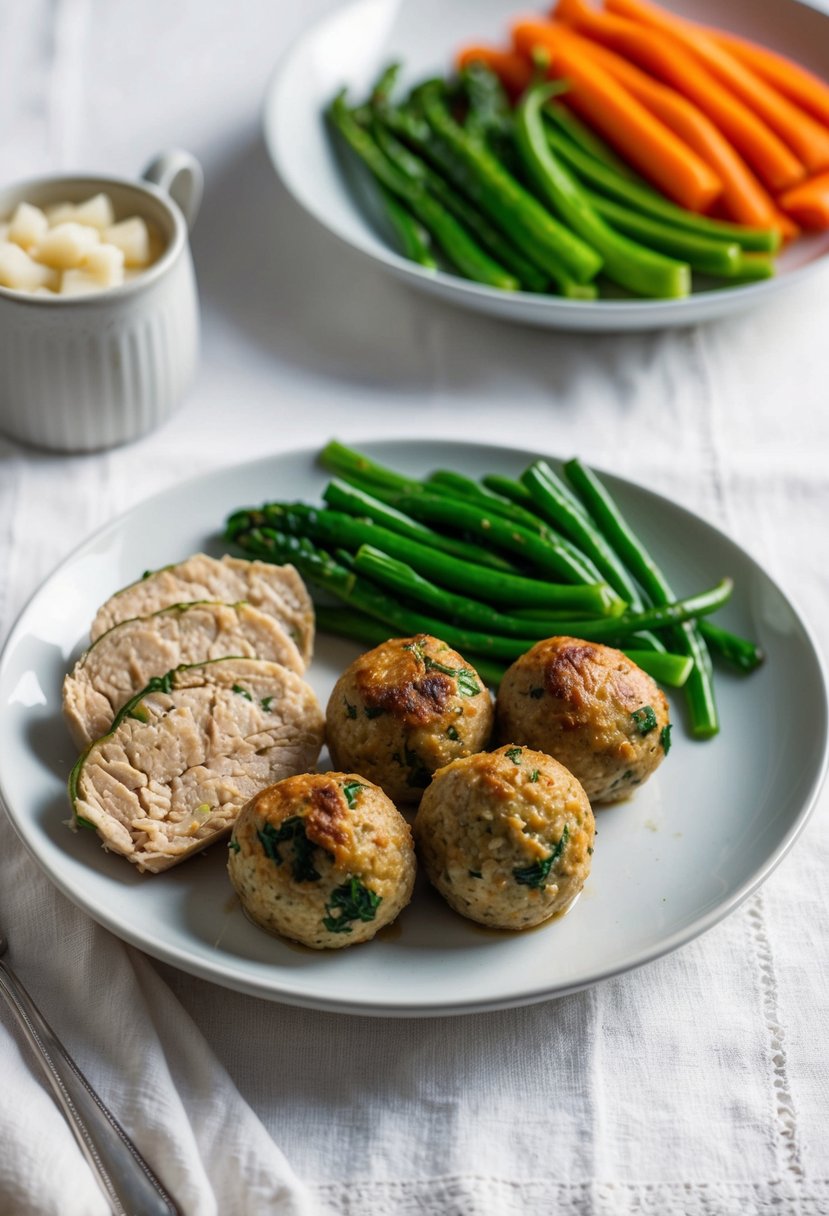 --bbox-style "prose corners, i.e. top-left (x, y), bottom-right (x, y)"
top-left (313, 1176), bottom-right (829, 1216)
top-left (747, 892), bottom-right (804, 1188)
